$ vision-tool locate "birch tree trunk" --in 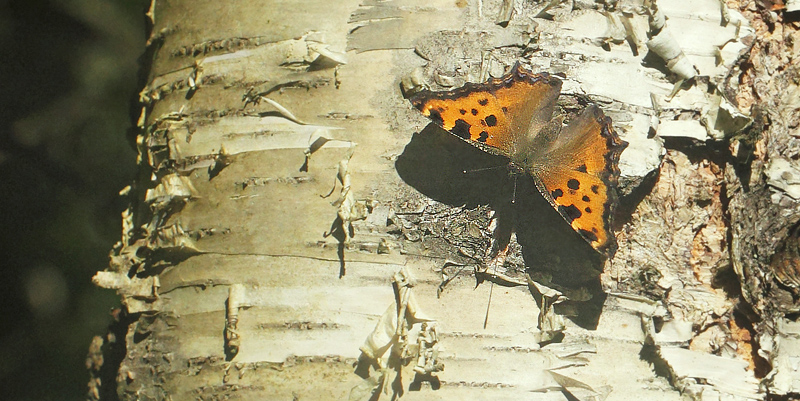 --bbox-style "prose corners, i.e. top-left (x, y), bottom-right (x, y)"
top-left (87, 0), bottom-right (800, 400)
